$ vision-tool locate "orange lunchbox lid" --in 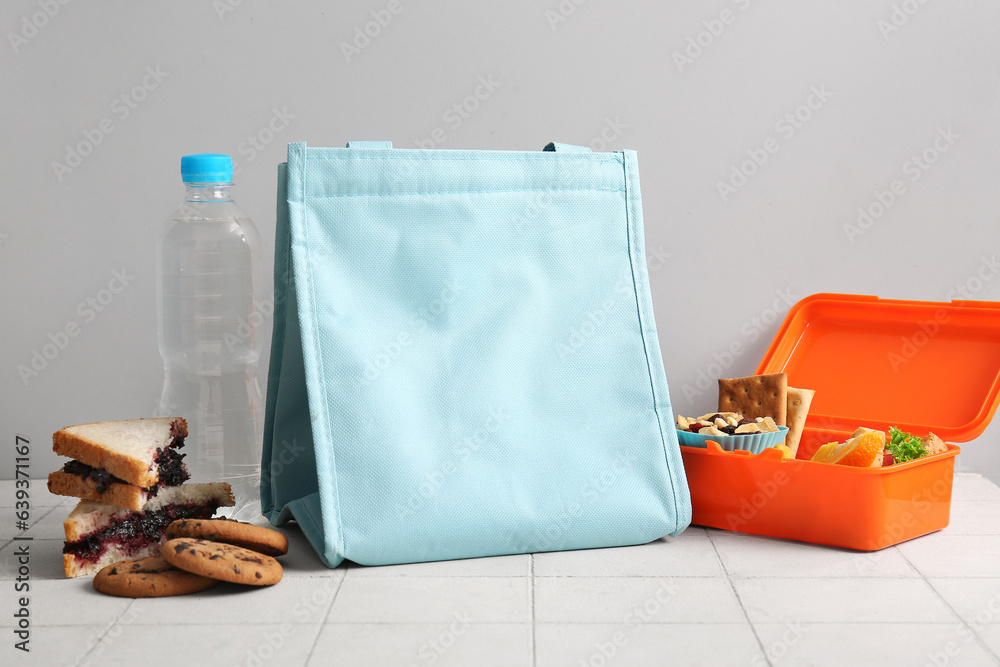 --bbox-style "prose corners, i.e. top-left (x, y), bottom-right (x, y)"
top-left (755, 293), bottom-right (1000, 447)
